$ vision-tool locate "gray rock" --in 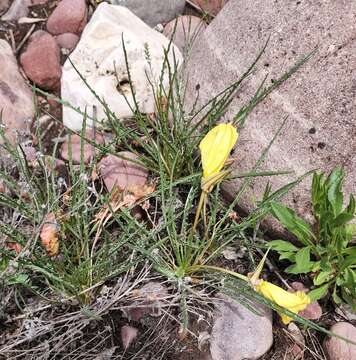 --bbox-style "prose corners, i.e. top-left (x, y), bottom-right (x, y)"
top-left (183, 0), bottom-right (356, 235)
top-left (210, 295), bottom-right (273, 360)
top-left (0, 40), bottom-right (34, 144)
top-left (1, 0), bottom-right (28, 21)
top-left (109, 0), bottom-right (186, 27)
top-left (323, 322), bottom-right (356, 360)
